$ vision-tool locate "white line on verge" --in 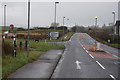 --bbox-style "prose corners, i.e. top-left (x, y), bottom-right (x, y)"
top-left (109, 75), bottom-right (116, 80)
top-left (89, 54), bottom-right (94, 59)
top-left (96, 61), bottom-right (105, 69)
